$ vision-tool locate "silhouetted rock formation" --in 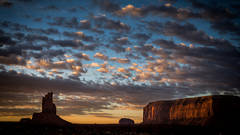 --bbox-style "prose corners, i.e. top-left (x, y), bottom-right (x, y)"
top-left (119, 118), bottom-right (134, 125)
top-left (20, 118), bottom-right (31, 123)
top-left (143, 95), bottom-right (240, 127)
top-left (42, 92), bottom-right (56, 114)
top-left (32, 92), bottom-right (70, 126)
